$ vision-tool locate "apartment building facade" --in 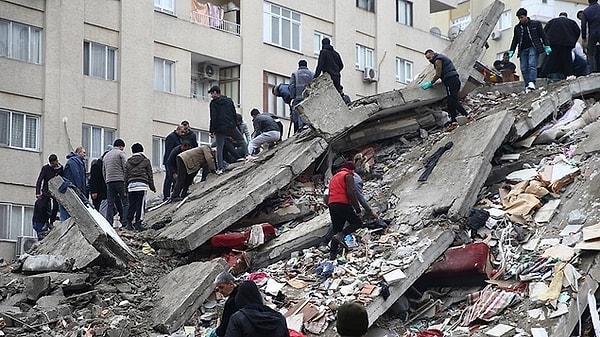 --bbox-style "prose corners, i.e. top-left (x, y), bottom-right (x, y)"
top-left (0, 0), bottom-right (453, 256)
